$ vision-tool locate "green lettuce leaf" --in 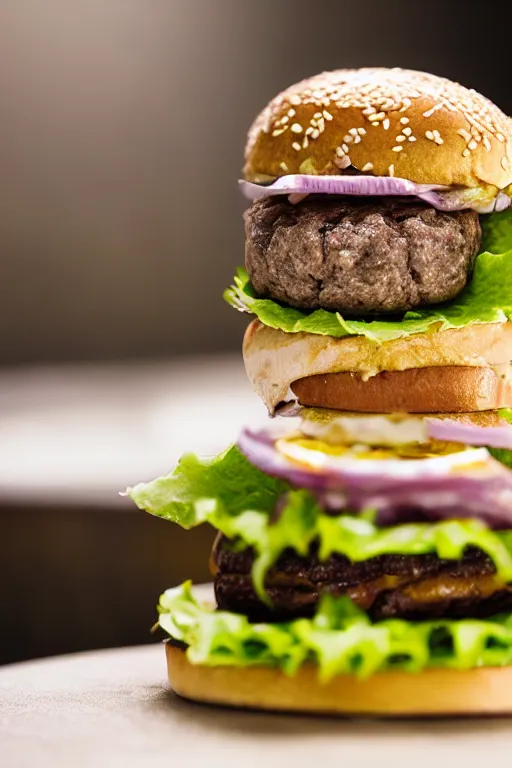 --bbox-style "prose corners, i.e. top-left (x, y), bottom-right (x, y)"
top-left (159, 581), bottom-right (512, 680)
top-left (127, 446), bottom-right (512, 598)
top-left (224, 209), bottom-right (512, 340)
top-left (489, 448), bottom-right (512, 468)
top-left (488, 410), bottom-right (512, 467)
top-left (481, 206), bottom-right (512, 255)
top-left (499, 408), bottom-right (512, 425)
top-left (127, 445), bottom-right (288, 528)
